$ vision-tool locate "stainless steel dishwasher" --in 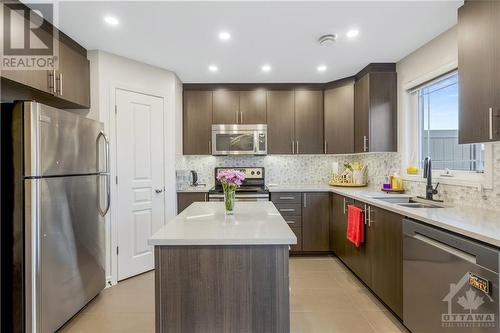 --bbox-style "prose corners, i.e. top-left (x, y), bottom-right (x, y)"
top-left (403, 219), bottom-right (499, 333)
